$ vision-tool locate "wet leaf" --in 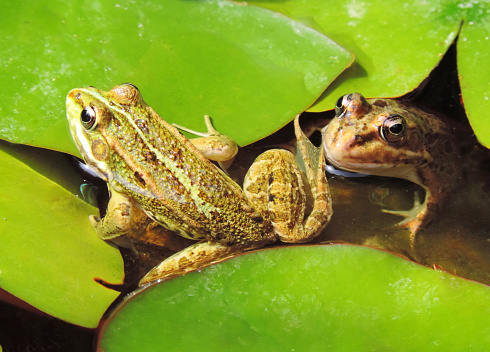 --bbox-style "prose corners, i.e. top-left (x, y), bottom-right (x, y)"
top-left (0, 0), bottom-right (352, 156)
top-left (98, 245), bottom-right (490, 351)
top-left (0, 147), bottom-right (124, 328)
top-left (457, 9), bottom-right (490, 147)
top-left (241, 0), bottom-right (490, 147)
